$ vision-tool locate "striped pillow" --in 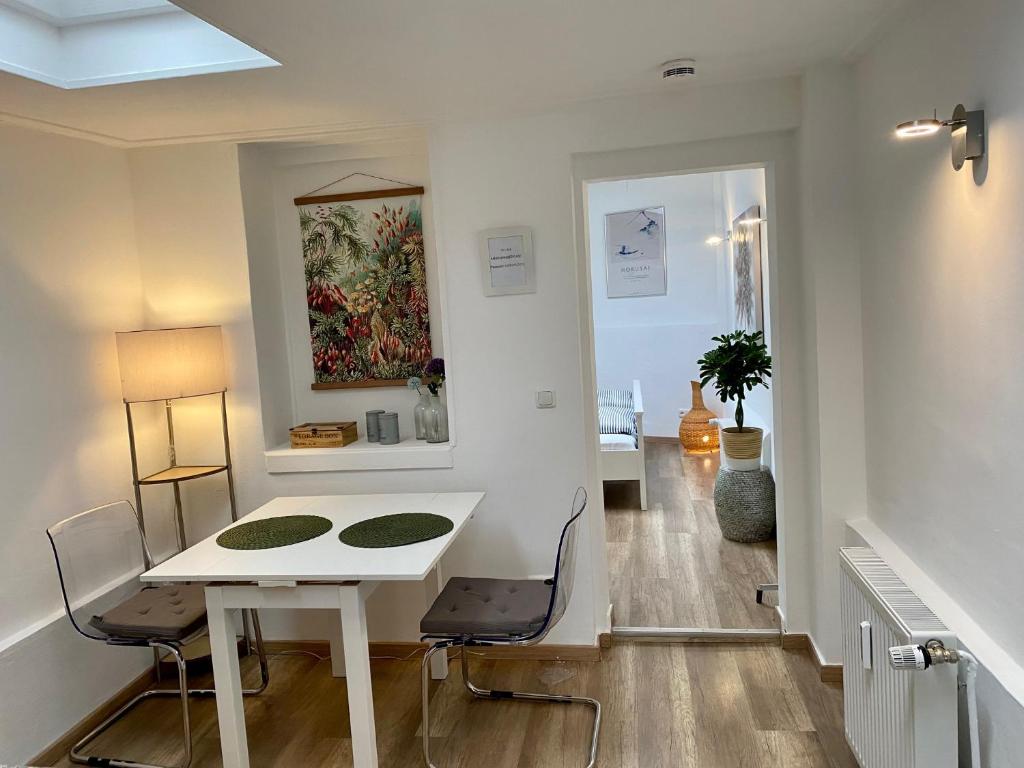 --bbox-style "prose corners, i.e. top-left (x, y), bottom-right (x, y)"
top-left (597, 389), bottom-right (637, 439)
